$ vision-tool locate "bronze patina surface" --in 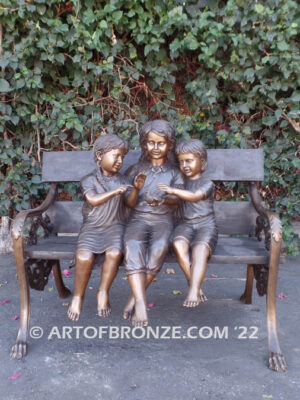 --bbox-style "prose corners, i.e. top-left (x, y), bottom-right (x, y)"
top-left (123, 120), bottom-right (183, 326)
top-left (67, 134), bottom-right (145, 321)
top-left (159, 139), bottom-right (218, 307)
